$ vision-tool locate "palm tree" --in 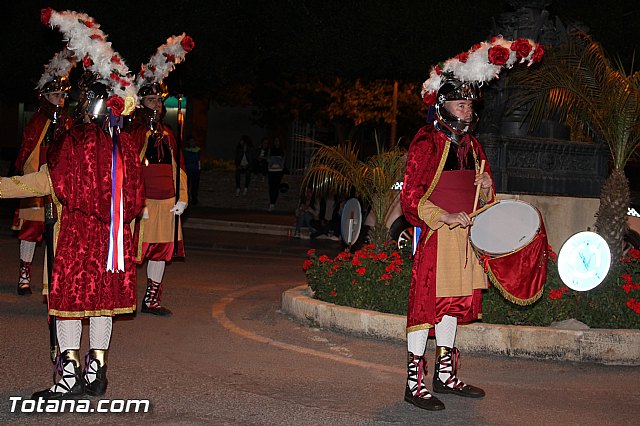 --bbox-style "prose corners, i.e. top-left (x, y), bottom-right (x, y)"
top-left (511, 33), bottom-right (640, 261)
top-left (300, 136), bottom-right (407, 247)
